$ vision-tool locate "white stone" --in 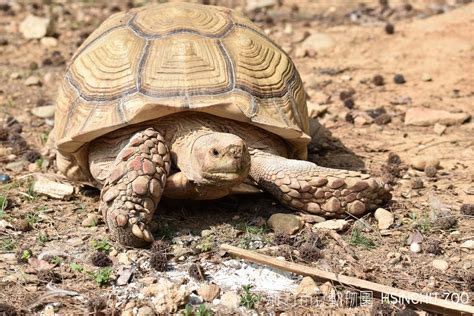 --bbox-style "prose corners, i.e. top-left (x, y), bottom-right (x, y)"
top-left (246, 0), bottom-right (277, 11)
top-left (432, 259), bottom-right (449, 271)
top-left (460, 240), bottom-right (474, 250)
top-left (24, 76), bottom-right (41, 86)
top-left (33, 175), bottom-right (74, 199)
top-left (20, 15), bottom-right (51, 39)
top-left (82, 214), bottom-right (99, 227)
top-left (301, 33), bottom-right (336, 54)
top-left (314, 219), bottom-right (348, 231)
top-left (40, 37), bottom-right (58, 47)
top-left (294, 276), bottom-right (318, 296)
top-left (220, 291), bottom-right (240, 309)
top-left (198, 283), bottom-right (220, 302)
top-left (374, 208), bottom-right (394, 230)
top-left (405, 107), bottom-right (470, 126)
top-left (31, 105), bottom-right (55, 118)
top-left (410, 242), bottom-right (421, 253)
top-left (410, 156), bottom-right (440, 171)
